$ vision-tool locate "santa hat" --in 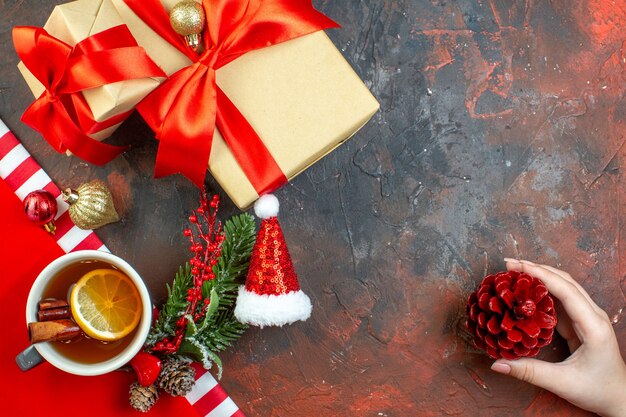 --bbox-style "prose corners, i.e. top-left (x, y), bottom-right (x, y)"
top-left (234, 194), bottom-right (312, 327)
